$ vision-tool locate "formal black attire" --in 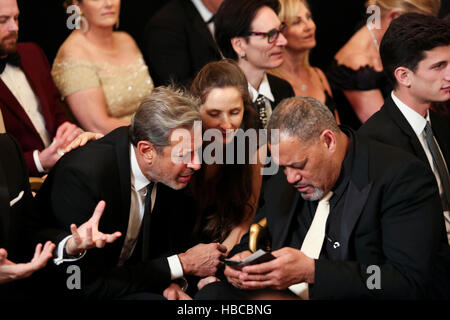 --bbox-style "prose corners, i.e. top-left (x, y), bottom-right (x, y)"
top-left (196, 129), bottom-right (444, 299)
top-left (143, 0), bottom-right (222, 86)
top-left (33, 127), bottom-right (197, 299)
